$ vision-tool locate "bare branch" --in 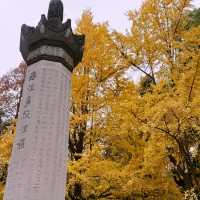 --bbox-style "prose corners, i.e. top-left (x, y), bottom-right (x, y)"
top-left (111, 40), bottom-right (156, 84)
